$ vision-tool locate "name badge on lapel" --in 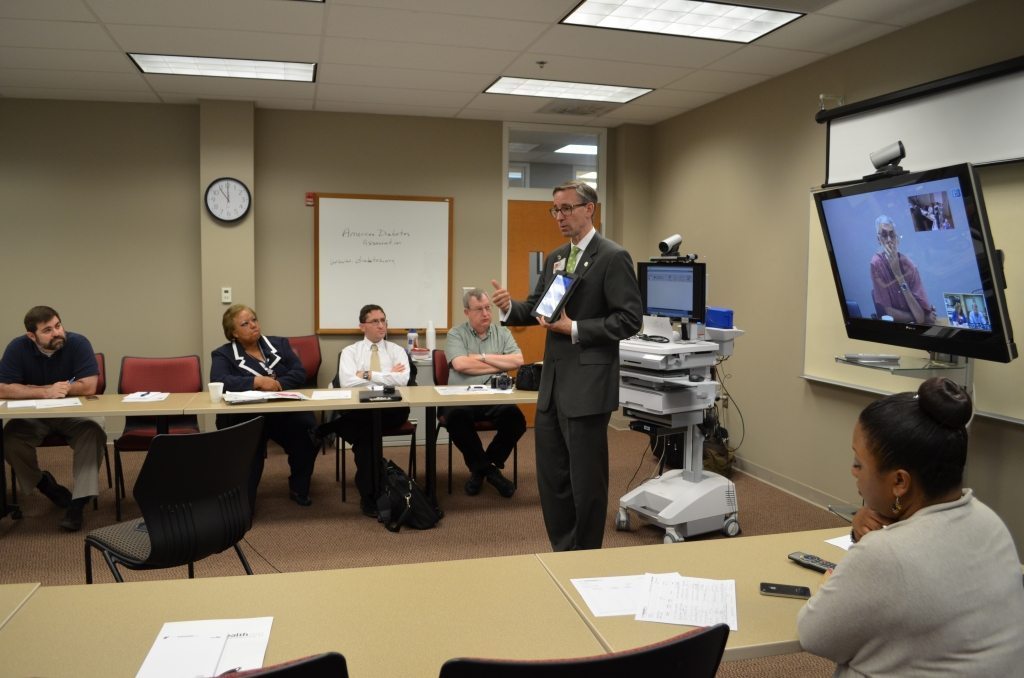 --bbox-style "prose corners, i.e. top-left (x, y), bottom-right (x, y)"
top-left (553, 258), bottom-right (566, 273)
